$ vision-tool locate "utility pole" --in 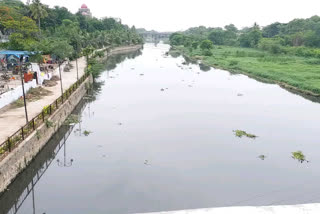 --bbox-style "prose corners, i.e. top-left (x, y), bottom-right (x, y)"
top-left (20, 55), bottom-right (28, 123)
top-left (58, 62), bottom-right (63, 97)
